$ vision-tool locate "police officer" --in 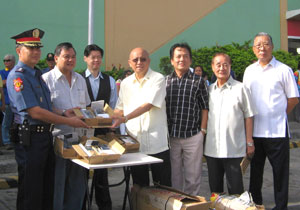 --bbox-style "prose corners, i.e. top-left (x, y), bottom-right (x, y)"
top-left (41, 52), bottom-right (55, 74)
top-left (7, 28), bottom-right (88, 210)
